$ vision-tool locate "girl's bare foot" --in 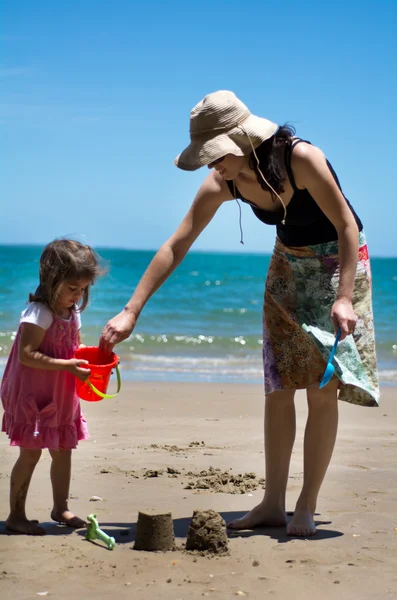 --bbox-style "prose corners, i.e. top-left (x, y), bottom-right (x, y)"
top-left (227, 501), bottom-right (287, 530)
top-left (51, 509), bottom-right (86, 528)
top-left (5, 516), bottom-right (45, 535)
top-left (287, 509), bottom-right (316, 536)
